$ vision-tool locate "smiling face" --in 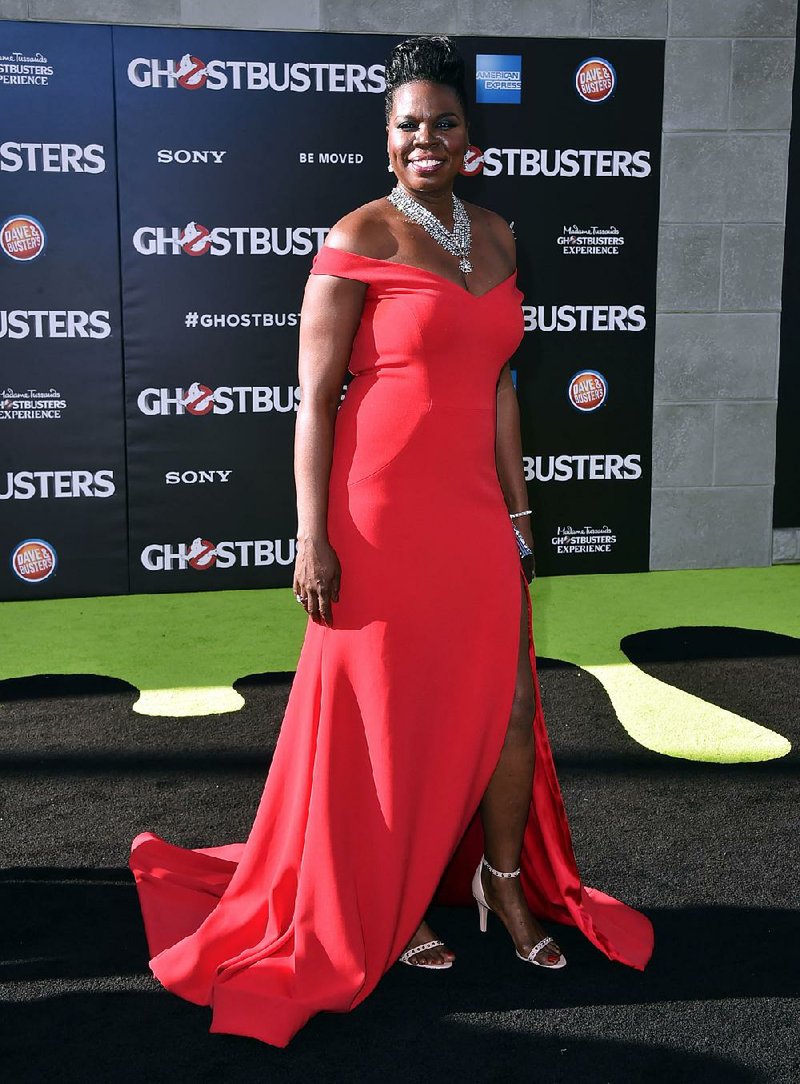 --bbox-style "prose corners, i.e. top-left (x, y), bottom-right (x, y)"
top-left (386, 80), bottom-right (469, 198)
